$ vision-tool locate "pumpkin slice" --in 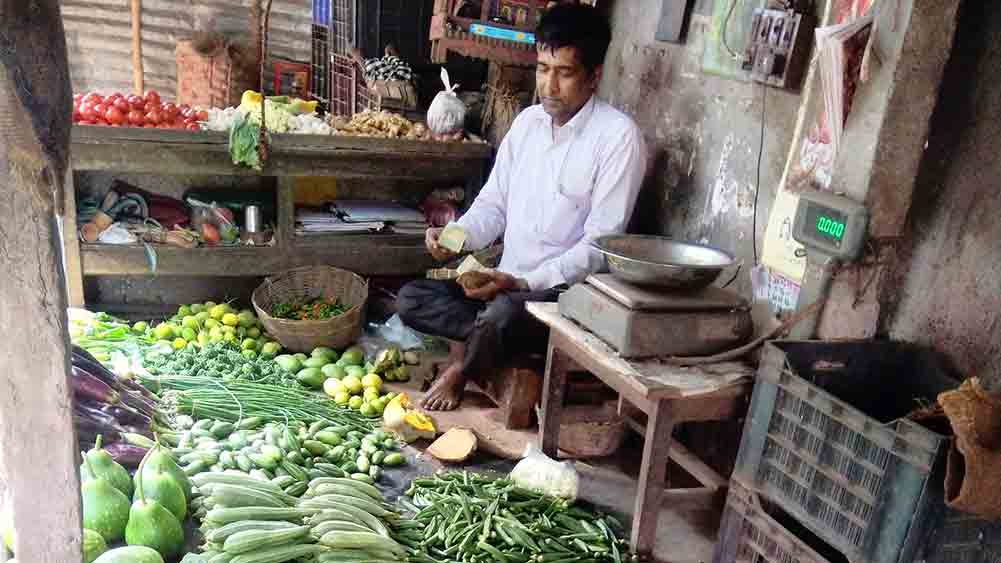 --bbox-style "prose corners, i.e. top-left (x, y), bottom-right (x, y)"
top-left (427, 428), bottom-right (478, 463)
